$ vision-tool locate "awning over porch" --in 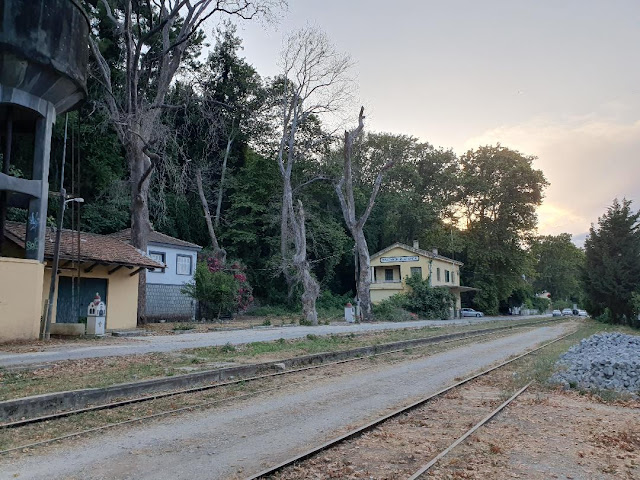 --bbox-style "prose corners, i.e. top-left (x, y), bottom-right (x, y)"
top-left (441, 285), bottom-right (479, 293)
